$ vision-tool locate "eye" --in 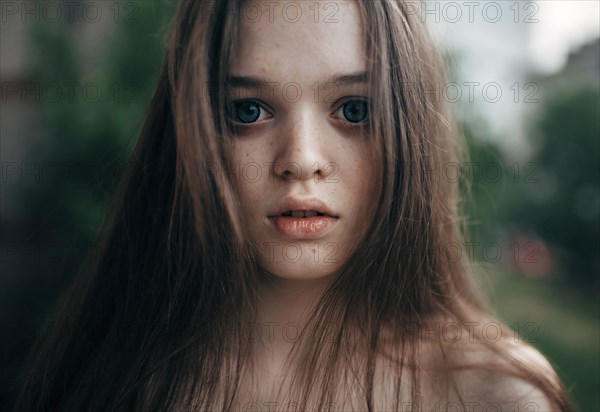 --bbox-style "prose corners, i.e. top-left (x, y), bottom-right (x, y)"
top-left (227, 100), bottom-right (270, 124)
top-left (335, 98), bottom-right (369, 124)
